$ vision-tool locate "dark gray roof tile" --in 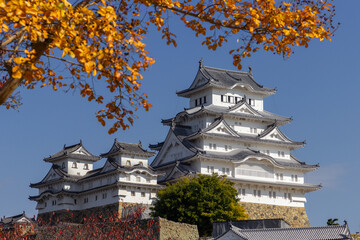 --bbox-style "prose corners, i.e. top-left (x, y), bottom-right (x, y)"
top-left (44, 141), bottom-right (100, 162)
top-left (177, 65), bottom-right (276, 97)
top-left (101, 139), bottom-right (155, 158)
top-left (220, 224), bottom-right (352, 240)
